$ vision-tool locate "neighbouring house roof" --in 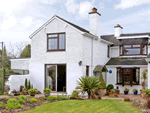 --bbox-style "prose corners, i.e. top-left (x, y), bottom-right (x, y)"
top-left (106, 57), bottom-right (147, 65)
top-left (120, 32), bottom-right (150, 37)
top-left (147, 54), bottom-right (150, 58)
top-left (93, 65), bottom-right (108, 72)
